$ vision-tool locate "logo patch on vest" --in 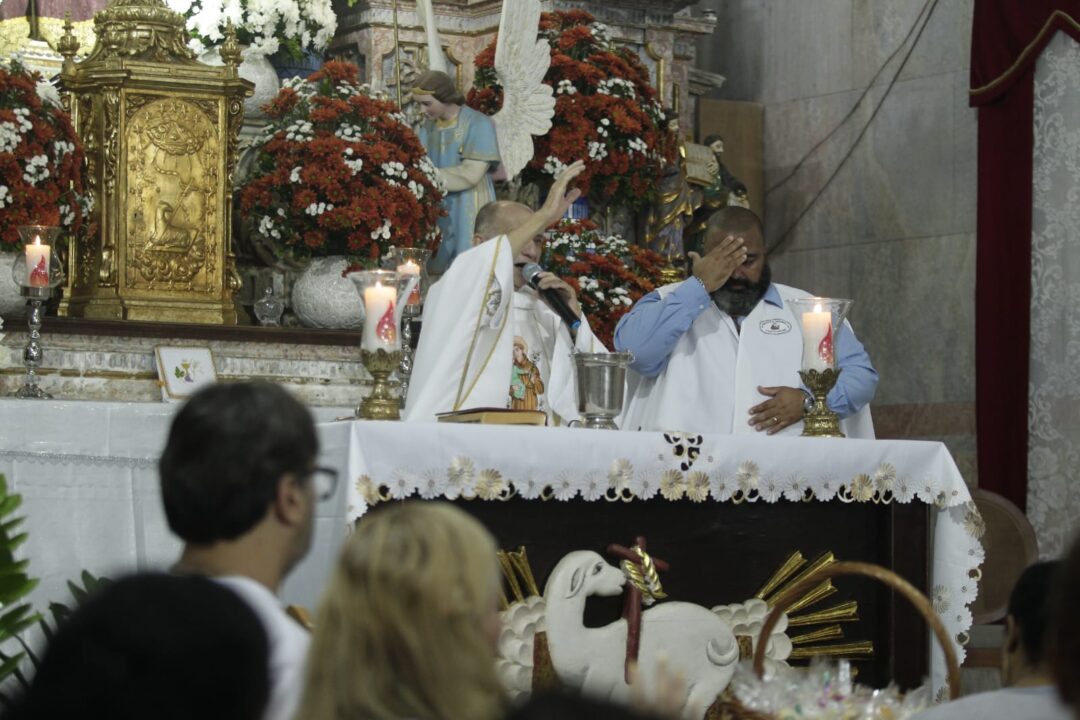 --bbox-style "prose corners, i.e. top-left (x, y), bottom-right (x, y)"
top-left (759, 319), bottom-right (792, 335)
